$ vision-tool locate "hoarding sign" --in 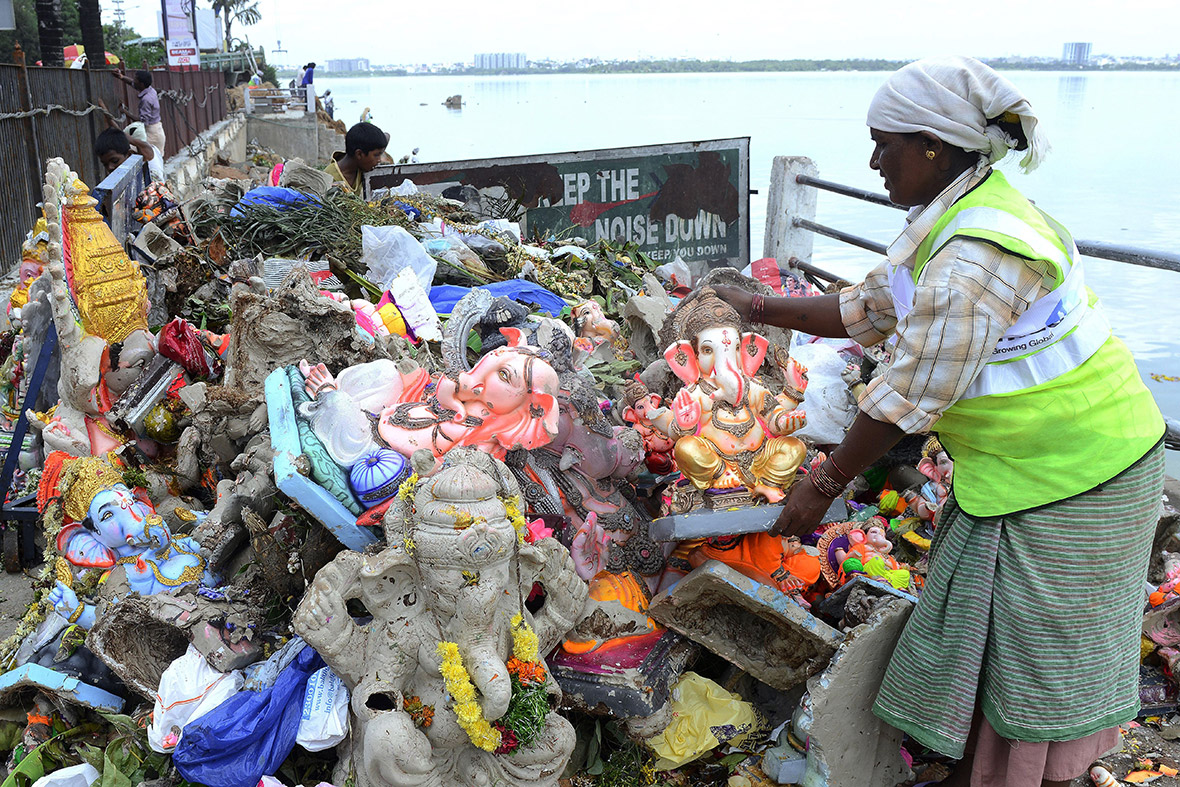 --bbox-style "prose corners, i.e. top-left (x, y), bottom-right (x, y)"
top-left (166, 37), bottom-right (199, 68)
top-left (162, 0), bottom-right (200, 68)
top-left (367, 138), bottom-right (750, 269)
